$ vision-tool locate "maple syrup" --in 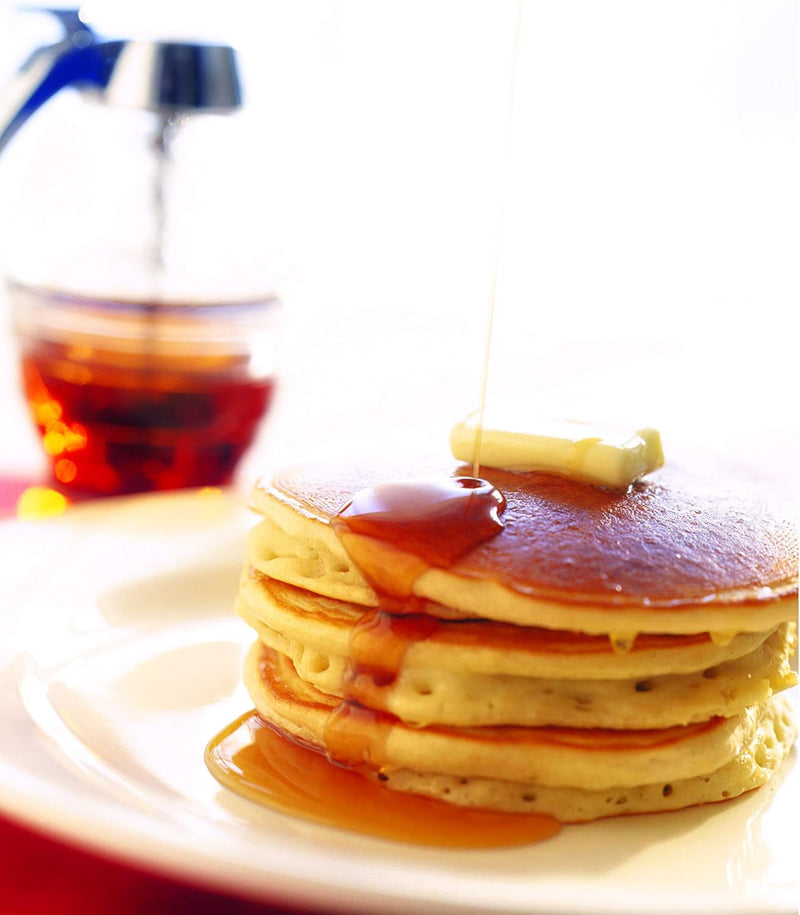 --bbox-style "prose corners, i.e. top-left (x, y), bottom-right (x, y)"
top-left (20, 340), bottom-right (273, 495)
top-left (332, 476), bottom-right (506, 606)
top-left (322, 476), bottom-right (507, 765)
top-left (12, 285), bottom-right (278, 496)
